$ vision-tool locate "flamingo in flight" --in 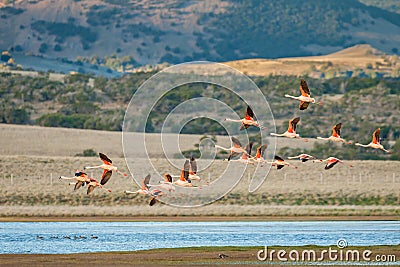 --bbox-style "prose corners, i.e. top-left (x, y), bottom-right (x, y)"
top-left (84, 153), bottom-right (127, 185)
top-left (287, 154), bottom-right (316, 162)
top-left (268, 155), bottom-right (298, 170)
top-left (355, 128), bottom-right (390, 153)
top-left (215, 137), bottom-right (249, 161)
top-left (225, 142), bottom-right (254, 165)
top-left (147, 174), bottom-right (176, 192)
top-left (172, 160), bottom-right (193, 187)
top-left (251, 144), bottom-right (268, 166)
top-left (284, 79), bottom-right (322, 110)
top-left (315, 157), bottom-right (353, 170)
top-left (225, 106), bottom-right (264, 130)
top-left (86, 178), bottom-right (111, 195)
top-left (171, 157), bottom-right (201, 181)
top-left (59, 170), bottom-right (91, 190)
top-left (270, 117), bottom-right (308, 141)
top-left (124, 174), bottom-right (164, 206)
top-left (317, 123), bottom-right (352, 144)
